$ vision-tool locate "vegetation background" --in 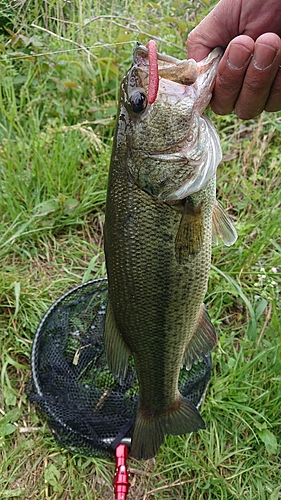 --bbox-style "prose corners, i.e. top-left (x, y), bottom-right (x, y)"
top-left (0, 0), bottom-right (280, 498)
